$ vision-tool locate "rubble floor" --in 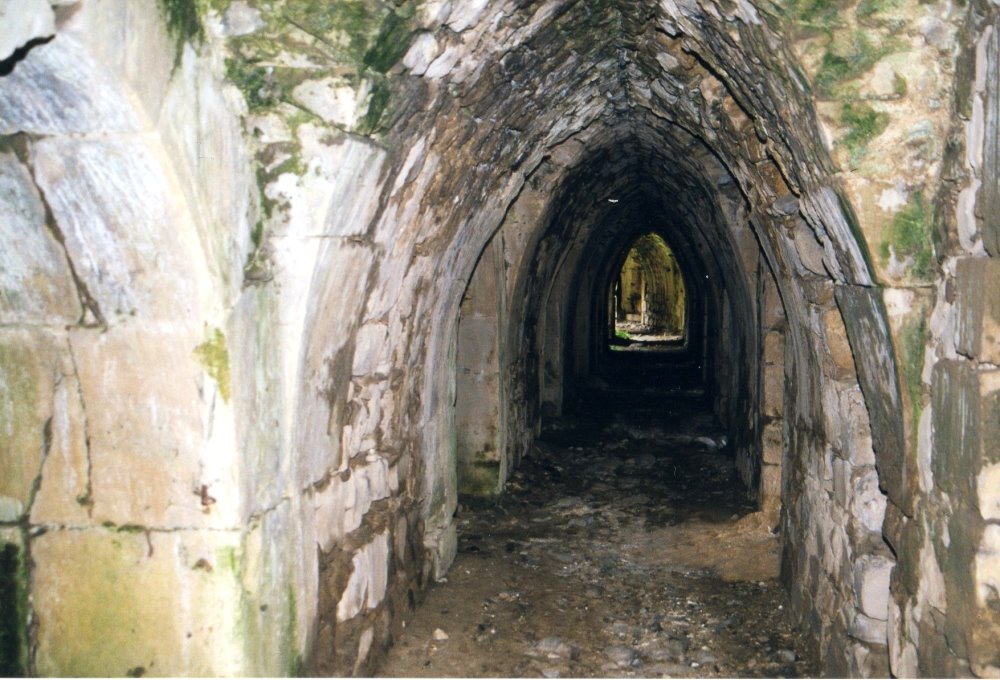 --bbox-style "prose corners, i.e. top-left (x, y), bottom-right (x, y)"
top-left (378, 359), bottom-right (819, 678)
